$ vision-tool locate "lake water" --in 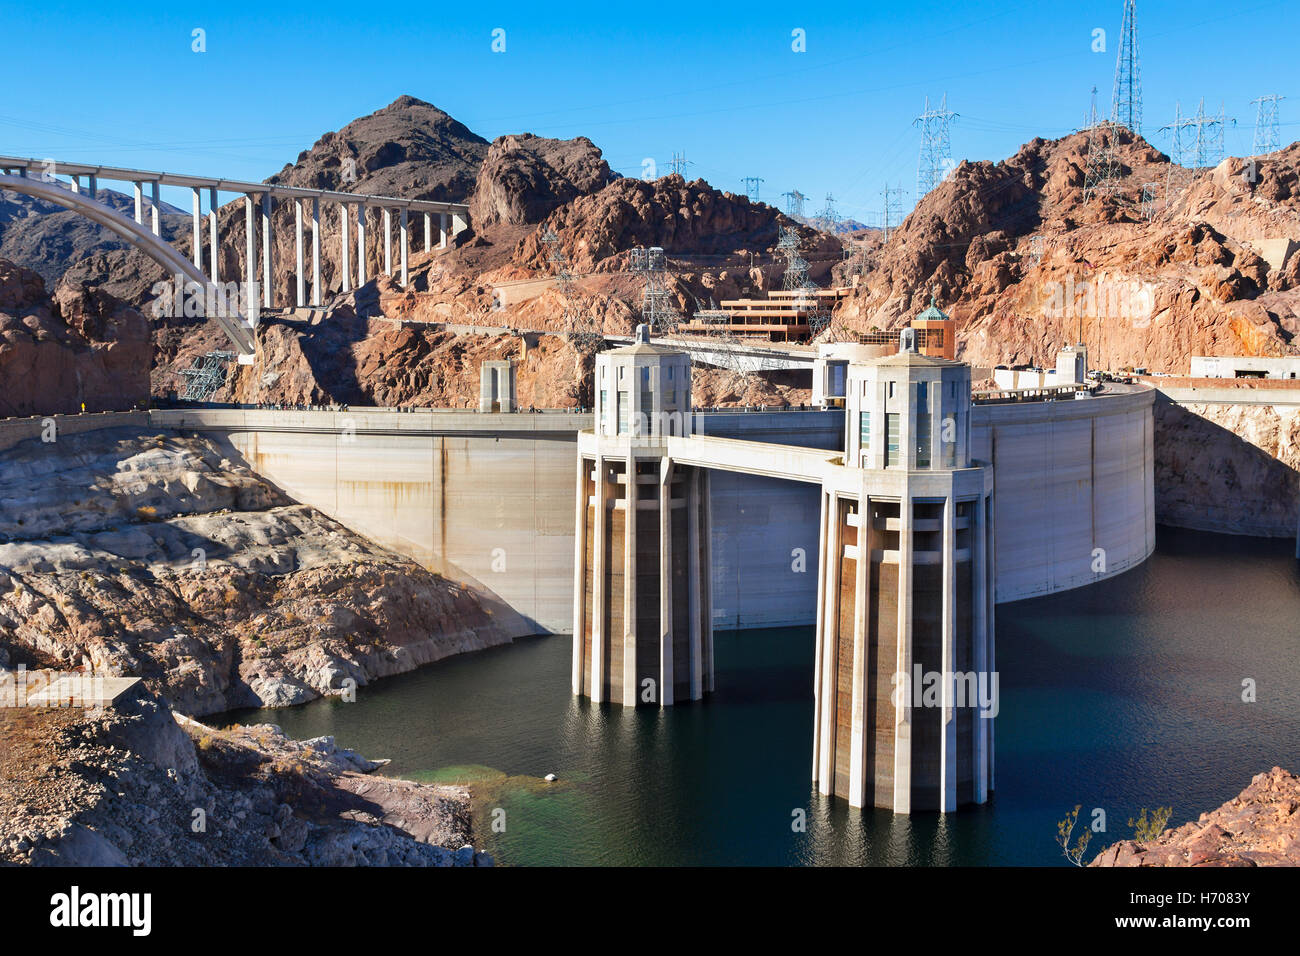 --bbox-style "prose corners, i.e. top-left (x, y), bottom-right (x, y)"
top-left (223, 527), bottom-right (1300, 865)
